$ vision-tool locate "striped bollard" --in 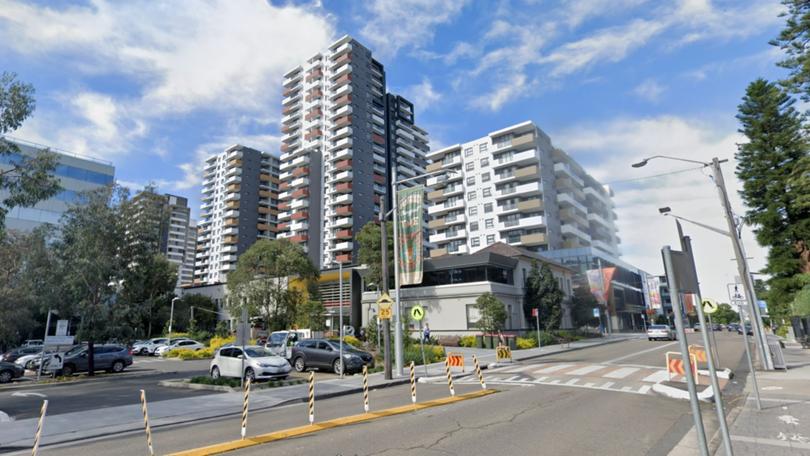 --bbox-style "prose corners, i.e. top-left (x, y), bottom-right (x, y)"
top-left (362, 365), bottom-right (369, 412)
top-left (444, 357), bottom-right (455, 396)
top-left (139, 390), bottom-right (155, 456)
top-left (308, 371), bottom-right (315, 424)
top-left (31, 399), bottom-right (48, 456)
top-left (473, 355), bottom-right (486, 390)
top-left (241, 377), bottom-right (251, 439)
top-left (409, 361), bottom-right (416, 404)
